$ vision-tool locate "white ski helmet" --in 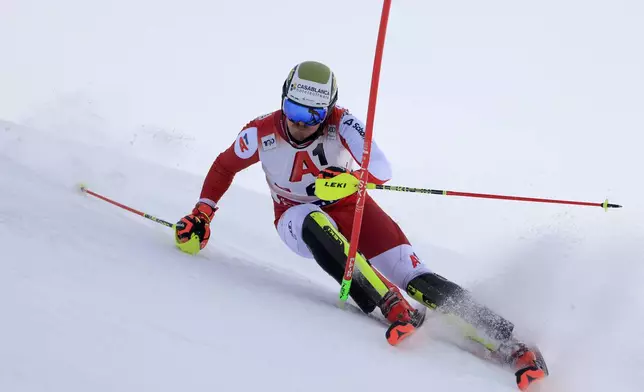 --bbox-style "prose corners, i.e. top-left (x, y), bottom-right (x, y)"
top-left (282, 61), bottom-right (338, 110)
